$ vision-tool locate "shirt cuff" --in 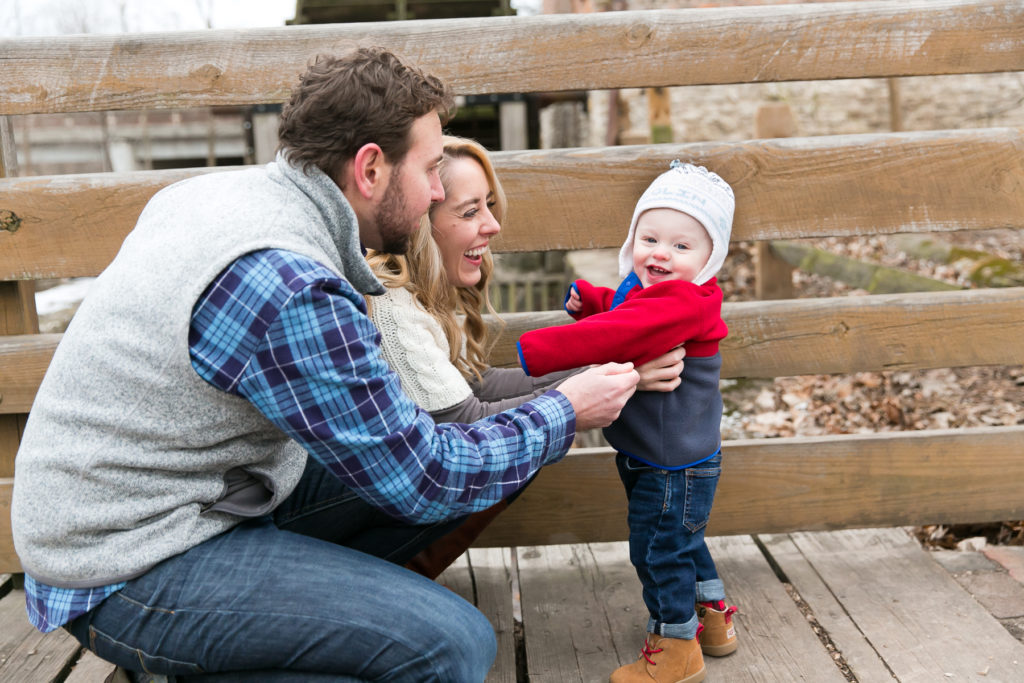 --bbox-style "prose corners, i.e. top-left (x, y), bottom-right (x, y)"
top-left (532, 390), bottom-right (577, 464)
